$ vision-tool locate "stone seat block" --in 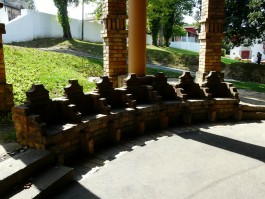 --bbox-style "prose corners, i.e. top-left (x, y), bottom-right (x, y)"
top-left (152, 72), bottom-right (178, 101)
top-left (12, 84), bottom-right (82, 153)
top-left (43, 123), bottom-right (79, 145)
top-left (201, 71), bottom-right (239, 99)
top-left (124, 73), bottom-right (162, 107)
top-left (175, 72), bottom-right (211, 101)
